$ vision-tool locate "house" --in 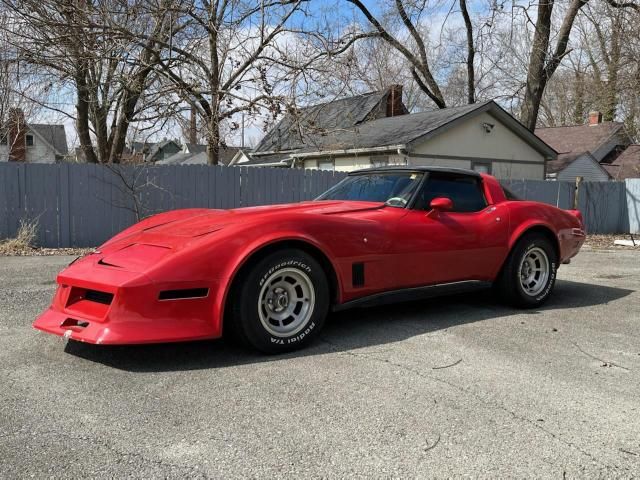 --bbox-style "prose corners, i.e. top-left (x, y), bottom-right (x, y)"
top-left (535, 112), bottom-right (632, 181)
top-left (157, 144), bottom-right (240, 166)
top-left (602, 145), bottom-right (640, 180)
top-left (231, 86), bottom-right (556, 180)
top-left (0, 109), bottom-right (68, 163)
top-left (126, 139), bottom-right (182, 163)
